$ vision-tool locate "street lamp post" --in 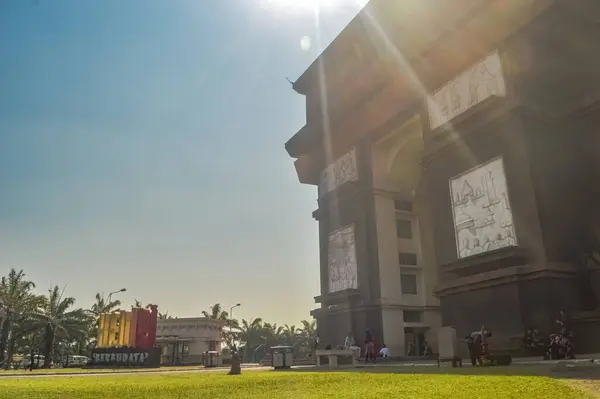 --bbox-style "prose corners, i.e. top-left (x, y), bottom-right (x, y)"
top-left (107, 288), bottom-right (127, 306)
top-left (227, 303), bottom-right (241, 348)
top-left (229, 303), bottom-right (241, 321)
